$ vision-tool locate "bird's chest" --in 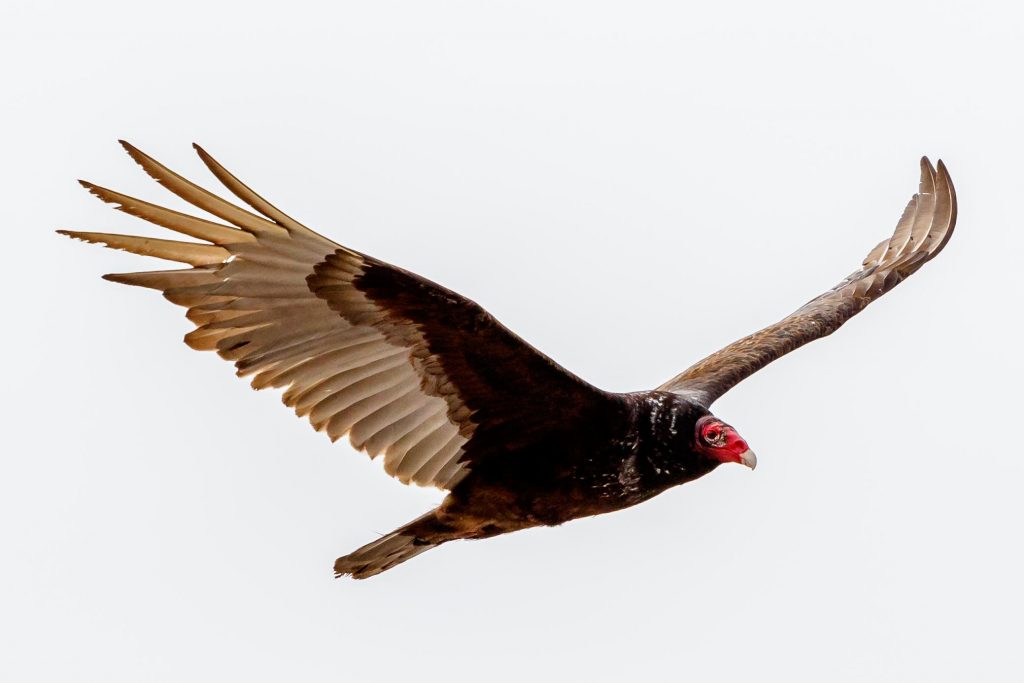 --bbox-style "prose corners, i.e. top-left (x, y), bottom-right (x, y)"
top-left (570, 447), bottom-right (654, 506)
top-left (462, 442), bottom-right (663, 527)
top-left (549, 435), bottom-right (715, 521)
